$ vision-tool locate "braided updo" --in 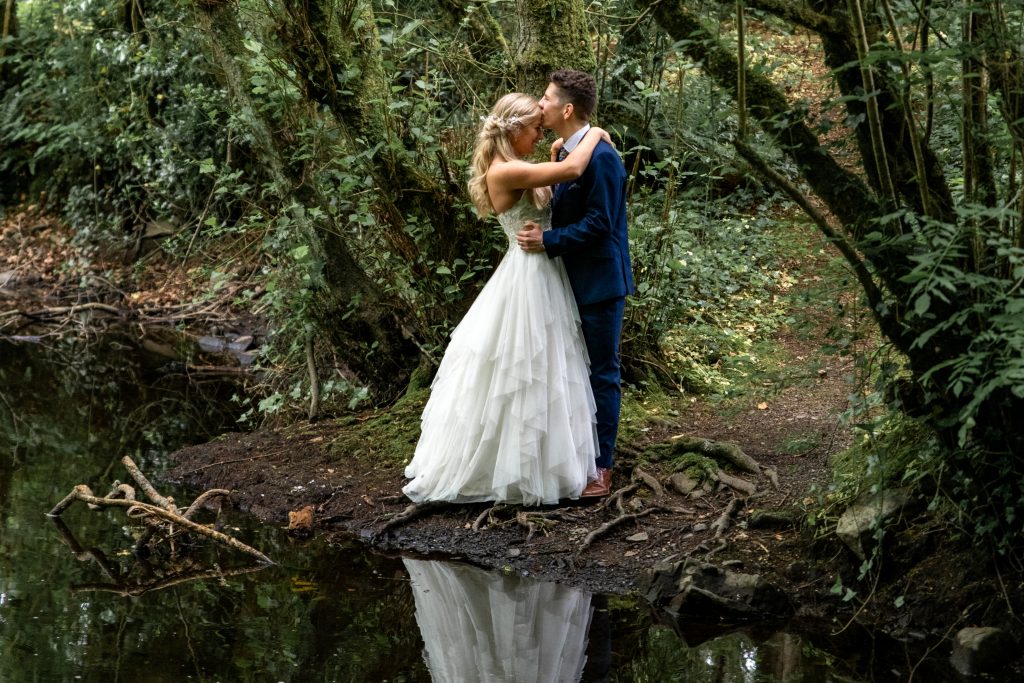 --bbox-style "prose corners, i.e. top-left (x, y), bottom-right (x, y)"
top-left (467, 93), bottom-right (552, 216)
